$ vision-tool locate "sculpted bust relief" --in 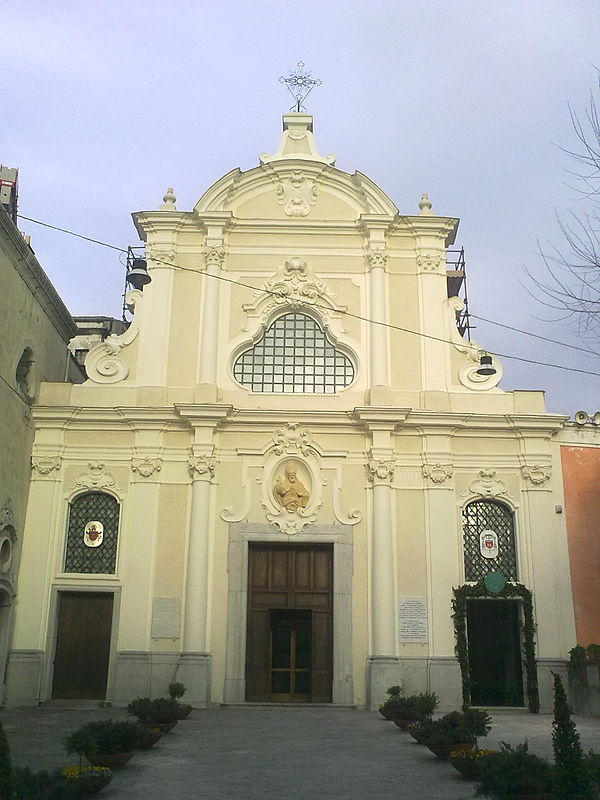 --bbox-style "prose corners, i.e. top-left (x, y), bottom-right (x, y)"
top-left (274, 462), bottom-right (310, 512)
